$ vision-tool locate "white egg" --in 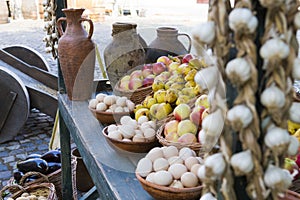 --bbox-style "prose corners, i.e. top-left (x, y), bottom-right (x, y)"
top-left (146, 147), bottom-right (164, 162)
top-left (136, 157), bottom-right (153, 177)
top-left (96, 102), bottom-right (107, 111)
top-left (116, 96), bottom-right (127, 107)
top-left (179, 147), bottom-right (194, 160)
top-left (143, 128), bottom-right (156, 141)
top-left (89, 99), bottom-right (98, 109)
top-left (103, 95), bottom-right (116, 106)
top-left (114, 106), bottom-right (124, 113)
top-left (140, 123), bottom-right (152, 133)
top-left (126, 99), bottom-right (135, 111)
top-left (184, 157), bottom-right (200, 171)
top-left (153, 158), bottom-right (169, 172)
top-left (96, 93), bottom-right (107, 102)
top-left (169, 180), bottom-right (184, 189)
top-left (135, 129), bottom-right (143, 135)
top-left (132, 134), bottom-right (146, 142)
top-left (119, 124), bottom-right (135, 139)
top-left (145, 172), bottom-right (156, 183)
top-left (162, 146), bottom-right (179, 159)
top-left (107, 124), bottom-right (118, 132)
top-left (154, 170), bottom-right (173, 186)
top-left (108, 130), bottom-right (123, 140)
top-left (109, 104), bottom-right (118, 111)
top-left (168, 156), bottom-right (184, 165)
top-left (127, 119), bottom-right (138, 129)
top-left (120, 116), bottom-right (133, 125)
top-left (122, 138), bottom-right (131, 142)
top-left (190, 164), bottom-right (202, 176)
top-left (138, 116), bottom-right (149, 124)
top-left (147, 121), bottom-right (156, 129)
top-left (168, 163), bottom-right (187, 179)
top-left (181, 172), bottom-right (199, 188)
